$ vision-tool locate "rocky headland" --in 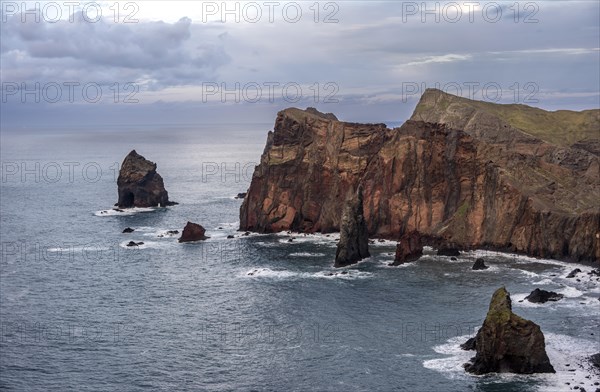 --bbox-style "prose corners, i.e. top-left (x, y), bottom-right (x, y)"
top-left (240, 91), bottom-right (600, 262)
